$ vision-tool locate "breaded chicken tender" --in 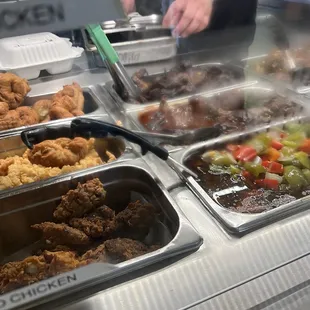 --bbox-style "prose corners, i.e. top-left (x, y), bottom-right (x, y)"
top-left (15, 106), bottom-right (39, 126)
top-left (54, 178), bottom-right (107, 221)
top-left (0, 256), bottom-right (47, 294)
top-left (27, 137), bottom-right (90, 168)
top-left (0, 73), bottom-right (31, 109)
top-left (0, 139), bottom-right (103, 190)
top-left (32, 222), bottom-right (90, 246)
